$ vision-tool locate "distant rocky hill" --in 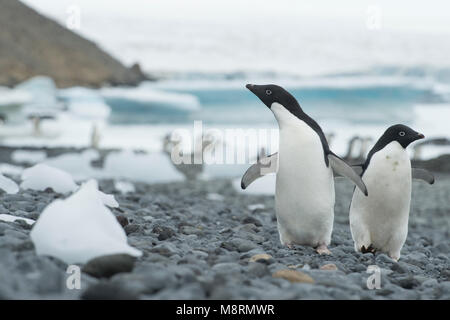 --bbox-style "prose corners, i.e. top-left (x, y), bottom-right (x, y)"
top-left (0, 0), bottom-right (148, 88)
